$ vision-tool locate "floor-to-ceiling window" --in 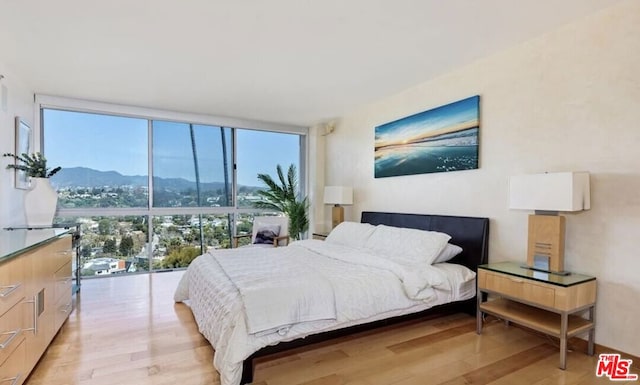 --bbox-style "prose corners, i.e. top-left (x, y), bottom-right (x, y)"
top-left (40, 97), bottom-right (305, 278)
top-left (233, 129), bottom-right (302, 245)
